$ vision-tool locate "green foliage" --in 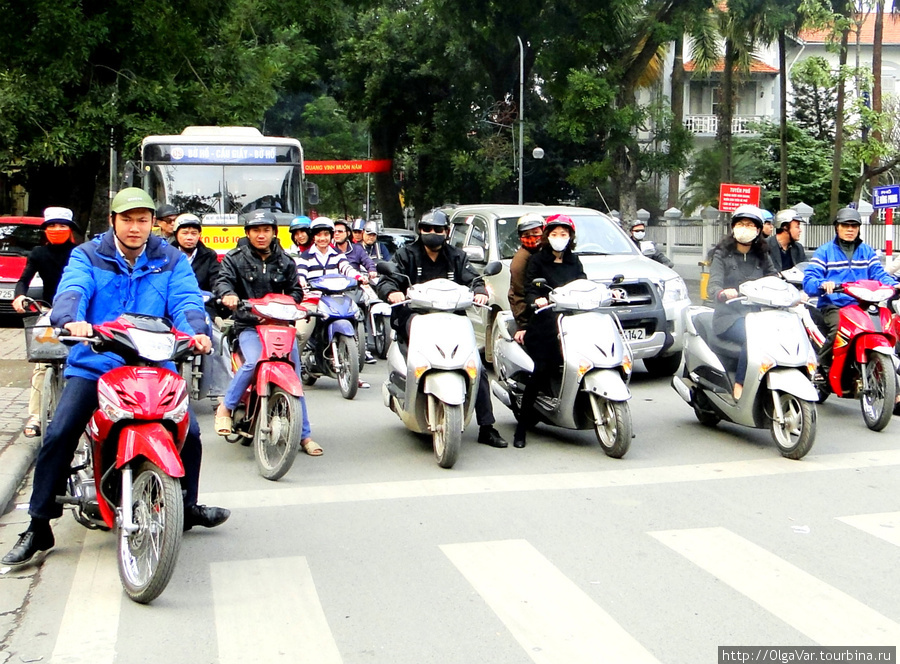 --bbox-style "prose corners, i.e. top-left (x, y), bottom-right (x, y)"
top-left (790, 56), bottom-right (838, 141)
